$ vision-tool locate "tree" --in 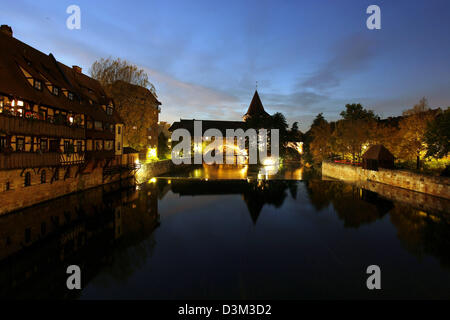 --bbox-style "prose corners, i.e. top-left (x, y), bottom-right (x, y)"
top-left (402, 97), bottom-right (429, 116)
top-left (157, 132), bottom-right (170, 159)
top-left (310, 118), bottom-right (332, 163)
top-left (90, 57), bottom-right (157, 96)
top-left (340, 103), bottom-right (378, 121)
top-left (397, 110), bottom-right (436, 170)
top-left (336, 104), bottom-right (378, 162)
top-left (424, 107), bottom-right (450, 159)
